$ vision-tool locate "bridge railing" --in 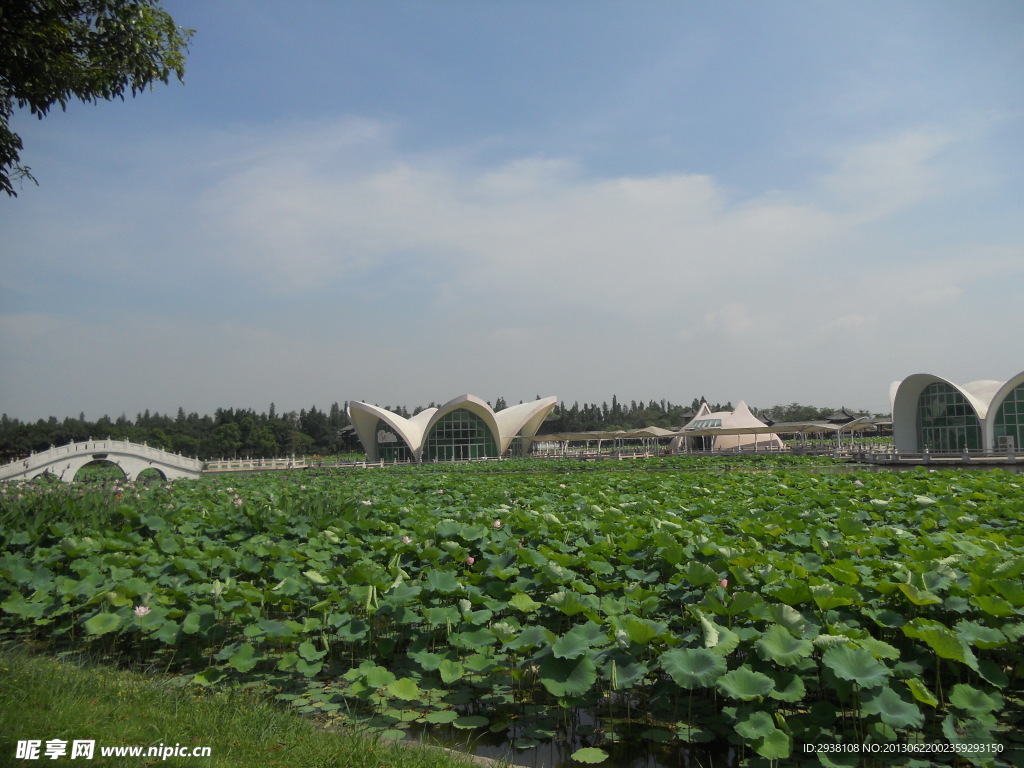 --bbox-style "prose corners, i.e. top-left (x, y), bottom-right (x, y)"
top-left (204, 457), bottom-right (306, 472)
top-left (2, 439), bottom-right (203, 476)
